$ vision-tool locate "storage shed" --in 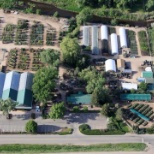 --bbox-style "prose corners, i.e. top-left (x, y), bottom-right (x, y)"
top-left (82, 26), bottom-right (90, 46)
top-left (117, 59), bottom-right (125, 71)
top-left (119, 27), bottom-right (127, 48)
top-left (91, 26), bottom-right (99, 55)
top-left (110, 33), bottom-right (118, 55)
top-left (105, 59), bottom-right (116, 72)
top-left (121, 83), bottom-right (137, 90)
